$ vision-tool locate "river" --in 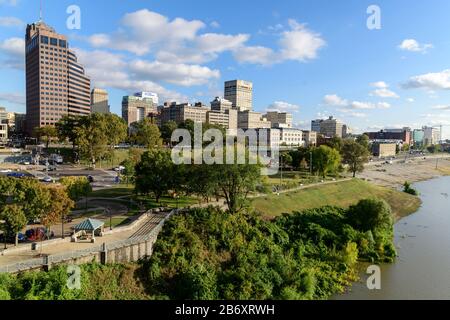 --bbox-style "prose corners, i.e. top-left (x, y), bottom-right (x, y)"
top-left (337, 176), bottom-right (450, 300)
